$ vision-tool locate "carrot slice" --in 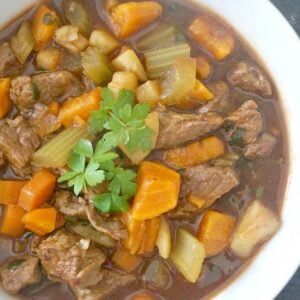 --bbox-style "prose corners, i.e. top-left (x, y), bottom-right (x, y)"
top-left (0, 78), bottom-right (11, 118)
top-left (0, 205), bottom-right (26, 237)
top-left (197, 210), bottom-right (236, 256)
top-left (131, 162), bottom-right (180, 220)
top-left (18, 170), bottom-right (56, 211)
top-left (0, 181), bottom-right (28, 205)
top-left (32, 4), bottom-right (59, 51)
top-left (22, 207), bottom-right (57, 236)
